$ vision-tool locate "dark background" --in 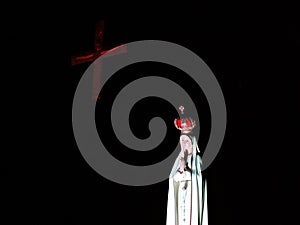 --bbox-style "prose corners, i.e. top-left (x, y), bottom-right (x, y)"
top-left (4, 2), bottom-right (299, 225)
